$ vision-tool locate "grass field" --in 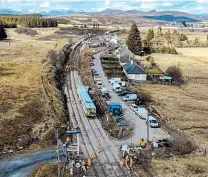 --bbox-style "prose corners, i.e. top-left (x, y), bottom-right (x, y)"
top-left (137, 48), bottom-right (208, 176)
top-left (0, 28), bottom-right (70, 153)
